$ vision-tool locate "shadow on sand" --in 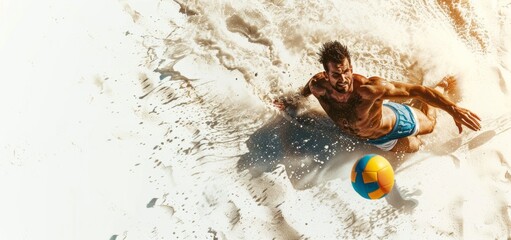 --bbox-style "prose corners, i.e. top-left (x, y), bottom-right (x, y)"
top-left (236, 110), bottom-right (420, 209)
top-left (427, 111), bottom-right (511, 156)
